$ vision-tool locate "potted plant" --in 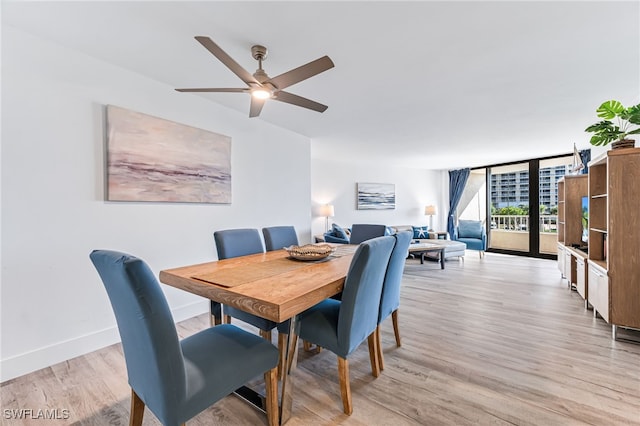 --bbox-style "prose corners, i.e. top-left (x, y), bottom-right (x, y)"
top-left (585, 100), bottom-right (640, 149)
